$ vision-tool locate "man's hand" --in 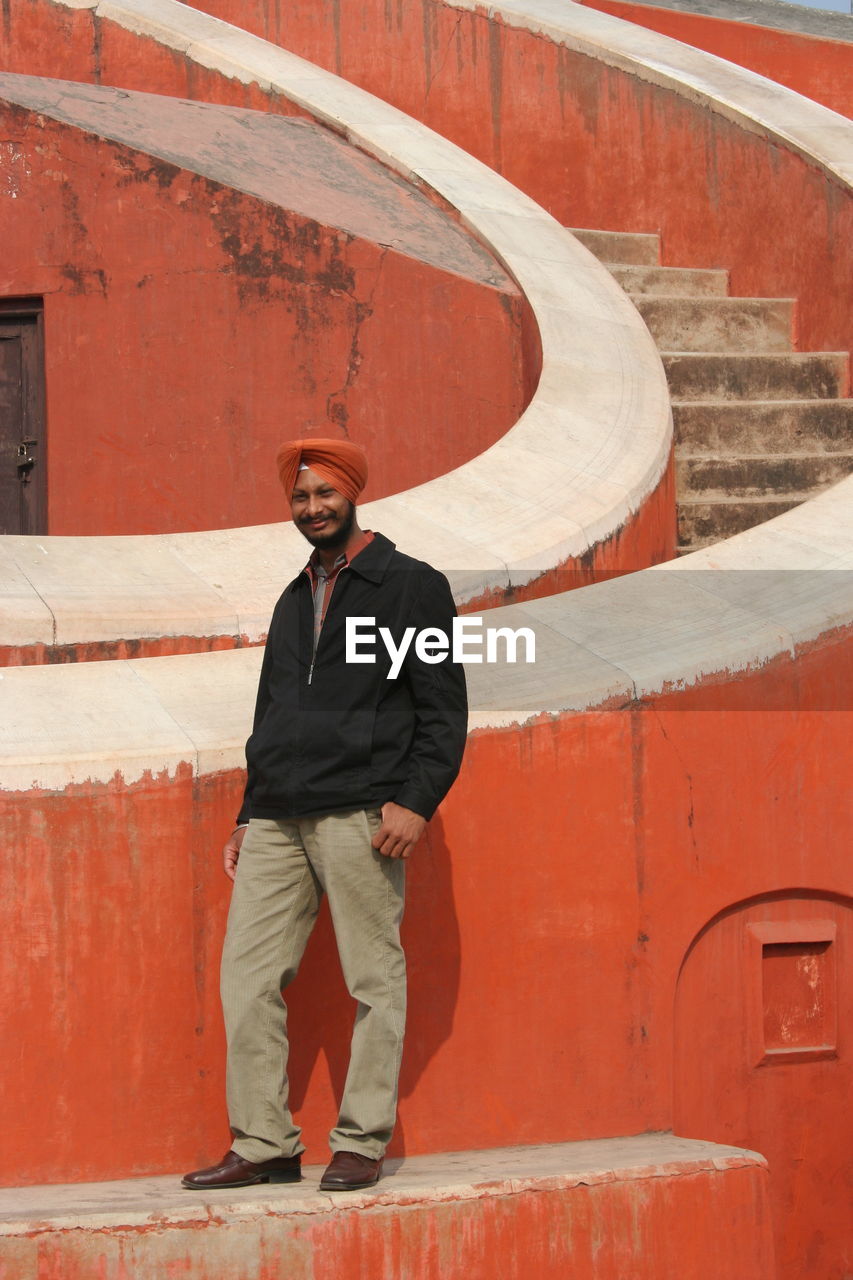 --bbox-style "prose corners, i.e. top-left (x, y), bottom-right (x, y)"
top-left (372, 802), bottom-right (426, 859)
top-left (223, 825), bottom-right (248, 881)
